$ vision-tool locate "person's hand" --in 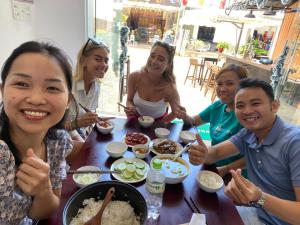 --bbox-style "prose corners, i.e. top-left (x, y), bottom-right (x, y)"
top-left (16, 148), bottom-right (52, 198)
top-left (188, 133), bottom-right (208, 165)
top-left (77, 112), bottom-right (99, 128)
top-left (124, 105), bottom-right (137, 117)
top-left (173, 104), bottom-right (187, 120)
top-left (217, 165), bottom-right (230, 177)
top-left (225, 169), bottom-right (262, 205)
